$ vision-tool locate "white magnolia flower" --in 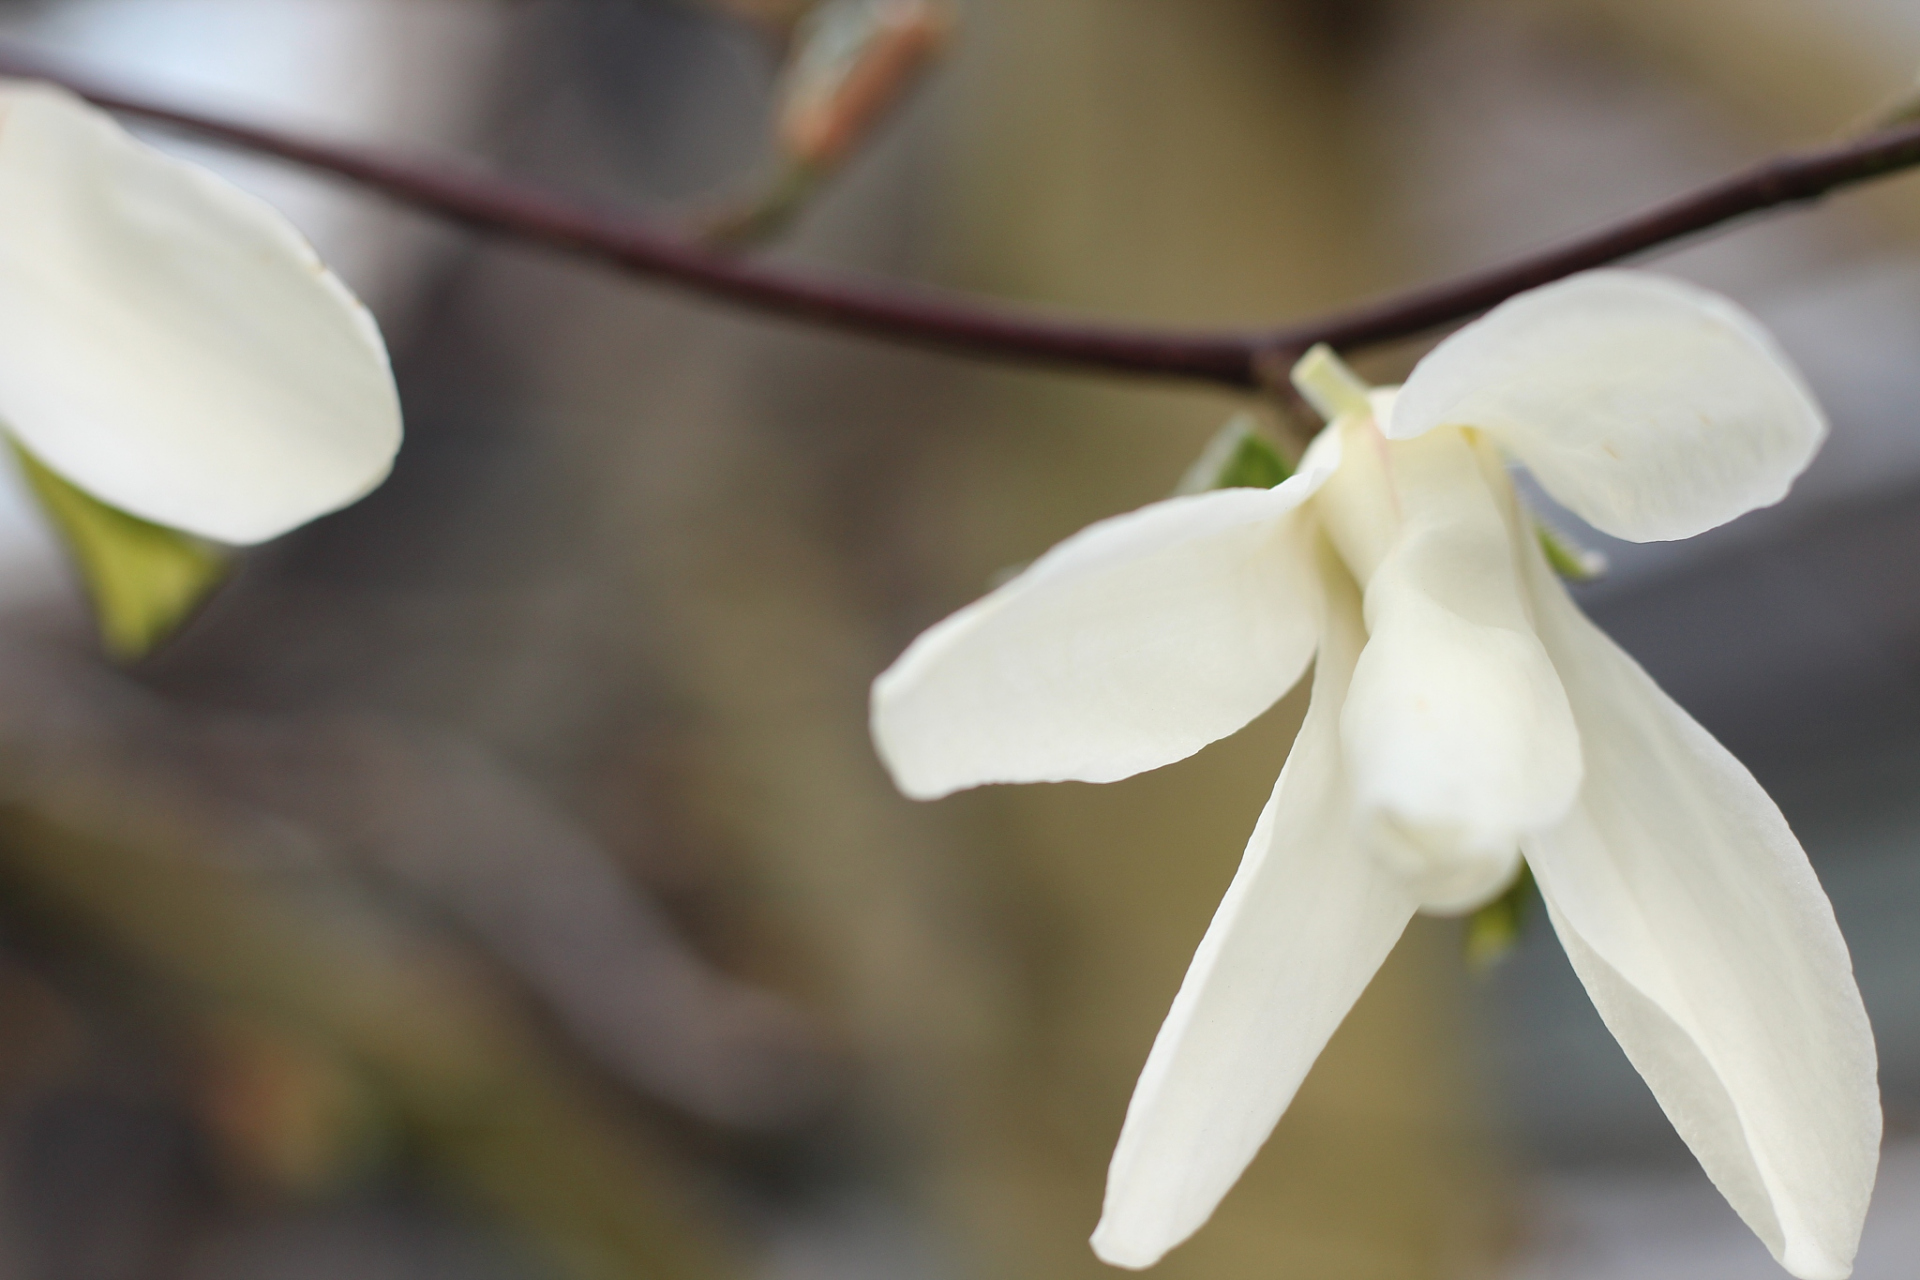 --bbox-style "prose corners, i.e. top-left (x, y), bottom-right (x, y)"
top-left (0, 79), bottom-right (400, 544)
top-left (871, 271), bottom-right (1880, 1280)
